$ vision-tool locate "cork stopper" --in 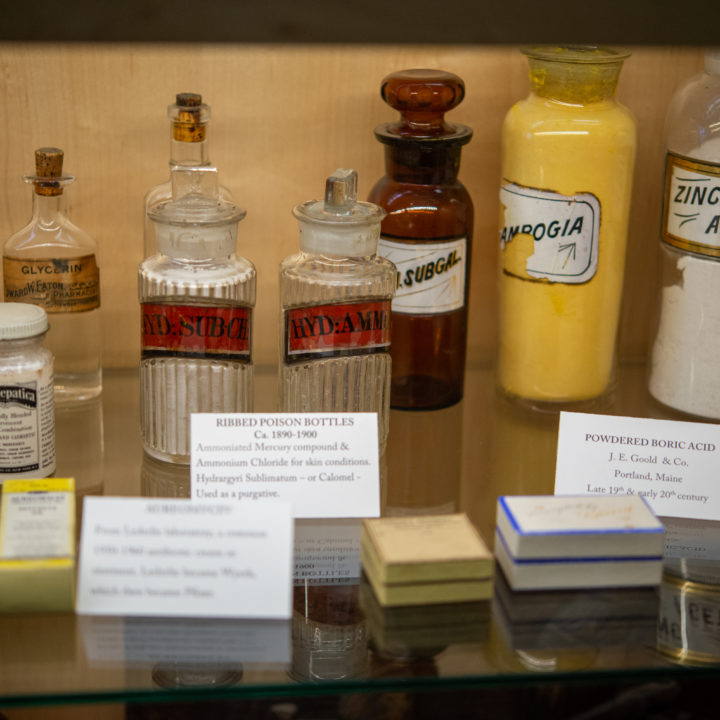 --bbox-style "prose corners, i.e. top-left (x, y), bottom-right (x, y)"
top-left (34, 147), bottom-right (64, 196)
top-left (374, 69), bottom-right (472, 146)
top-left (172, 92), bottom-right (207, 143)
